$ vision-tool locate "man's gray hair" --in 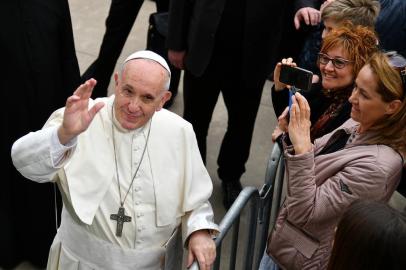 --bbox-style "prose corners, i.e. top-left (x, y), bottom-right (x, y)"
top-left (322, 0), bottom-right (380, 28)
